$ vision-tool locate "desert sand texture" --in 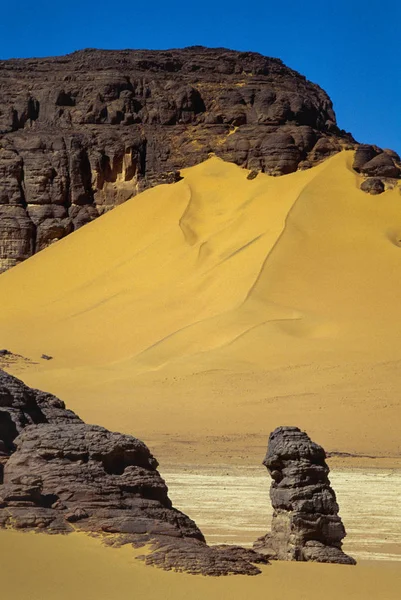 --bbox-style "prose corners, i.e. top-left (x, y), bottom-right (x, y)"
top-left (0, 151), bottom-right (400, 466)
top-left (1, 529), bottom-right (401, 600)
